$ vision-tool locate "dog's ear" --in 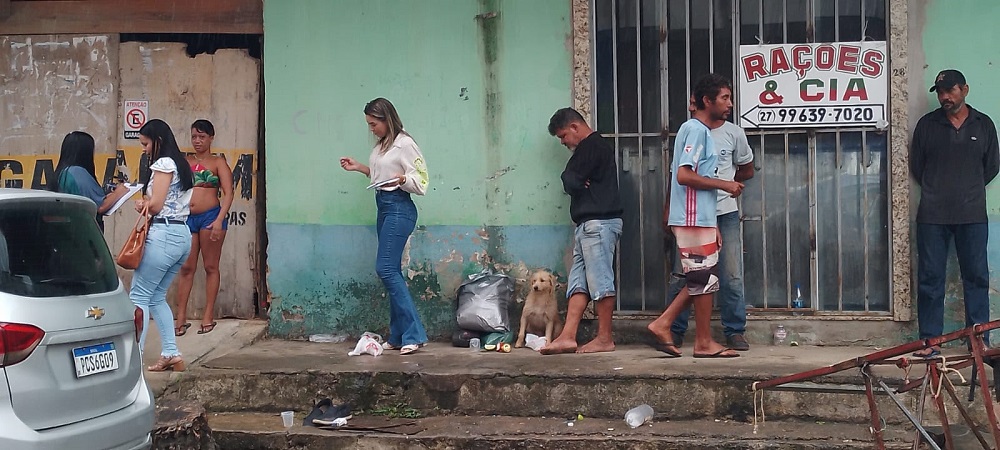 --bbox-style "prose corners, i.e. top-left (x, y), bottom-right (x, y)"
top-left (547, 273), bottom-right (556, 286)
